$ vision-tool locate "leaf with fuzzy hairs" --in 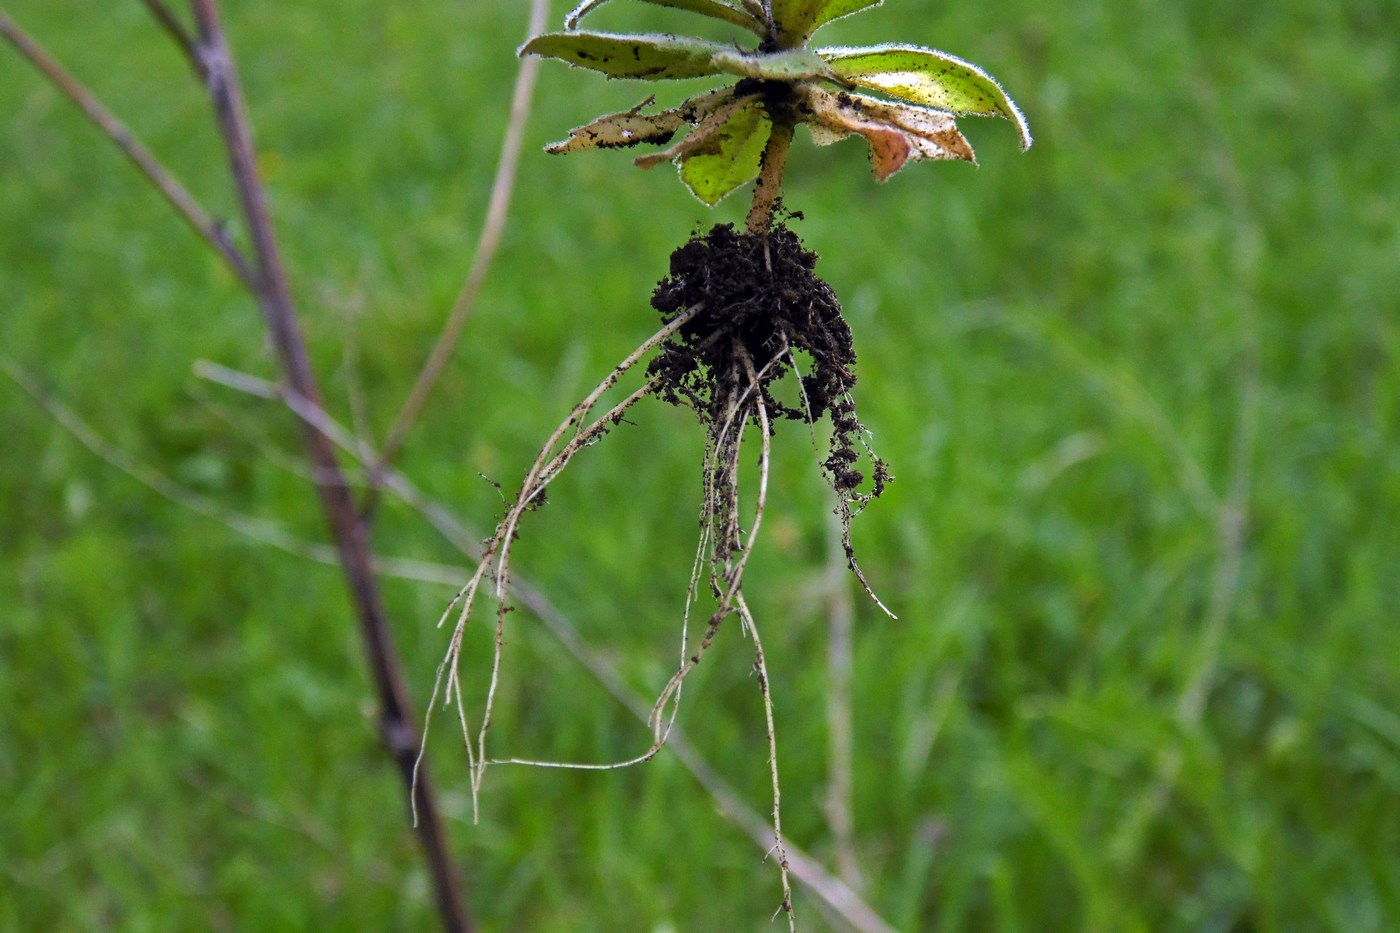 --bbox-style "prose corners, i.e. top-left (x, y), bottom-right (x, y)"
top-left (819, 44), bottom-right (1032, 149)
top-left (712, 46), bottom-right (834, 81)
top-left (564, 0), bottom-right (764, 35)
top-left (525, 6), bottom-right (1033, 204)
top-left (813, 0), bottom-right (883, 29)
top-left (520, 32), bottom-right (729, 80)
top-left (545, 90), bottom-right (736, 154)
top-left (770, 0), bottom-right (881, 45)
